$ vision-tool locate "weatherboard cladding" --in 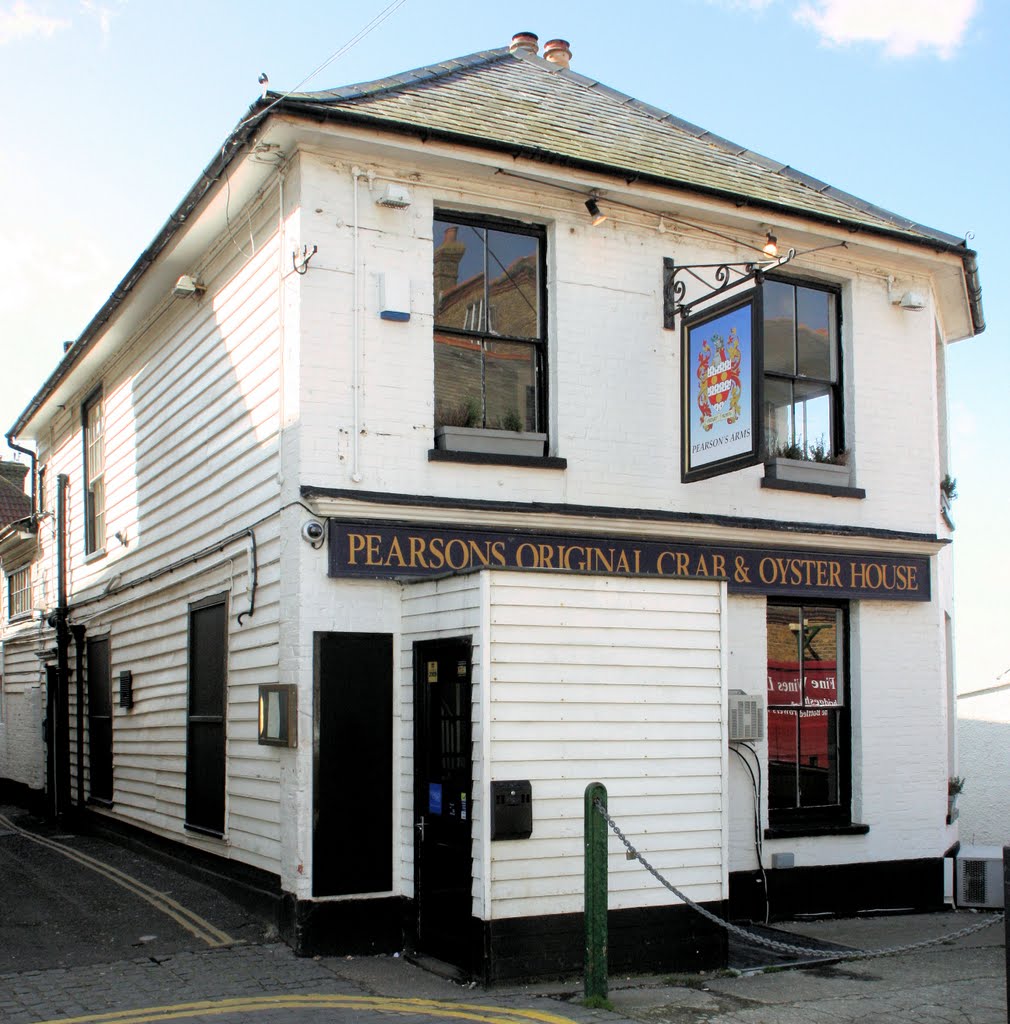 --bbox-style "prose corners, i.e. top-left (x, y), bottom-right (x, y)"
top-left (281, 48), bottom-right (961, 246)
